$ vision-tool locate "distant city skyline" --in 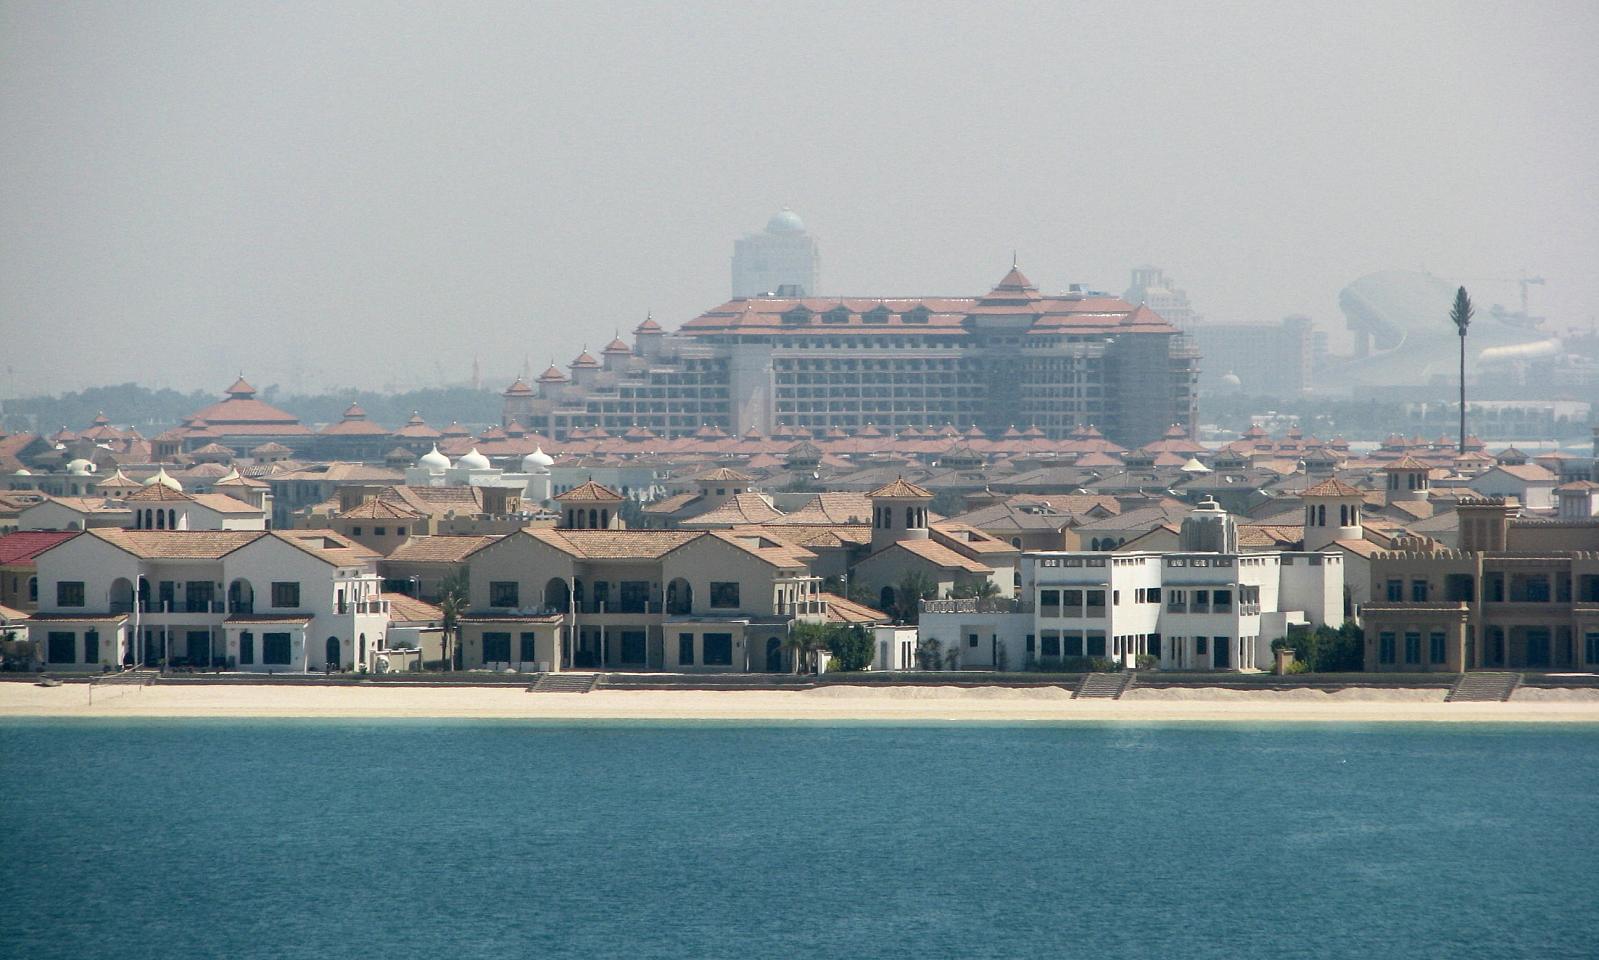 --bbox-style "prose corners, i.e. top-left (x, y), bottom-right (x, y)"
top-left (3, 2), bottom-right (1595, 397)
